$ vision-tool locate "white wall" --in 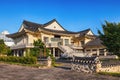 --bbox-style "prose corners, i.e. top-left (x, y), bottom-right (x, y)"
top-left (44, 21), bottom-right (65, 31)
